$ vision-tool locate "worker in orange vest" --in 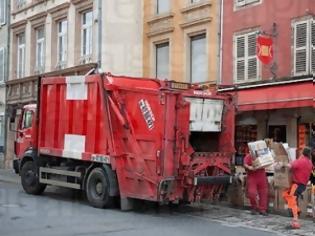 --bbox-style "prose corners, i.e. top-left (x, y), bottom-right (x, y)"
top-left (283, 147), bottom-right (313, 229)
